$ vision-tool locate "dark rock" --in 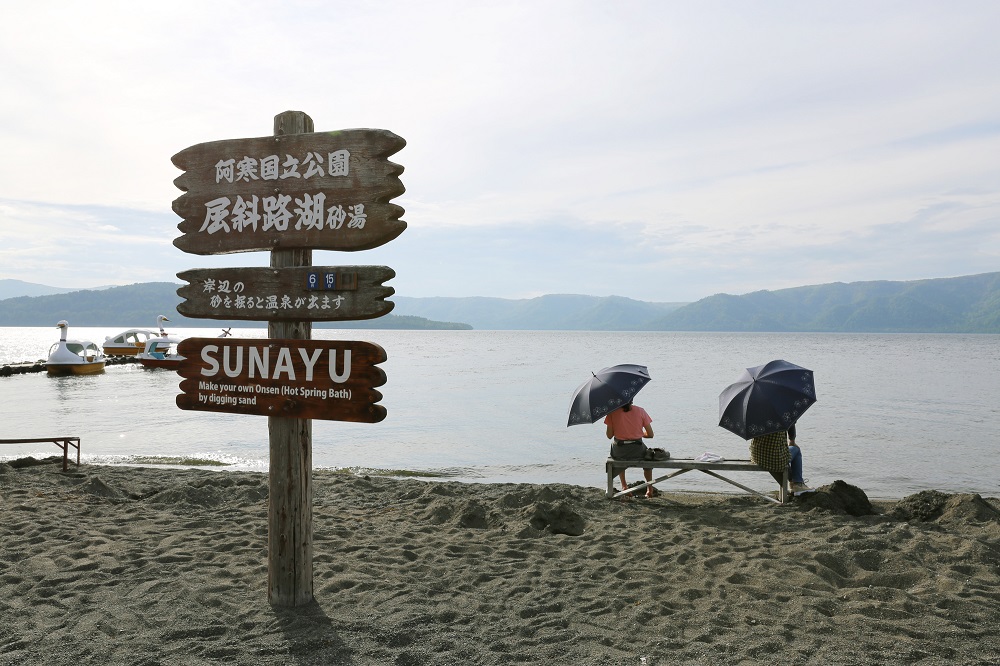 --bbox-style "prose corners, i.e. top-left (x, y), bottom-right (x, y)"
top-left (797, 479), bottom-right (875, 516)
